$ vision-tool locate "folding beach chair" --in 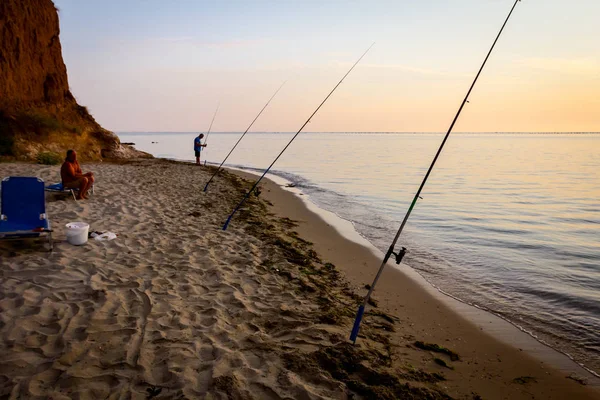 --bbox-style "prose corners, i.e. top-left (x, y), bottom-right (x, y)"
top-left (45, 181), bottom-right (95, 200)
top-left (0, 177), bottom-right (53, 251)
